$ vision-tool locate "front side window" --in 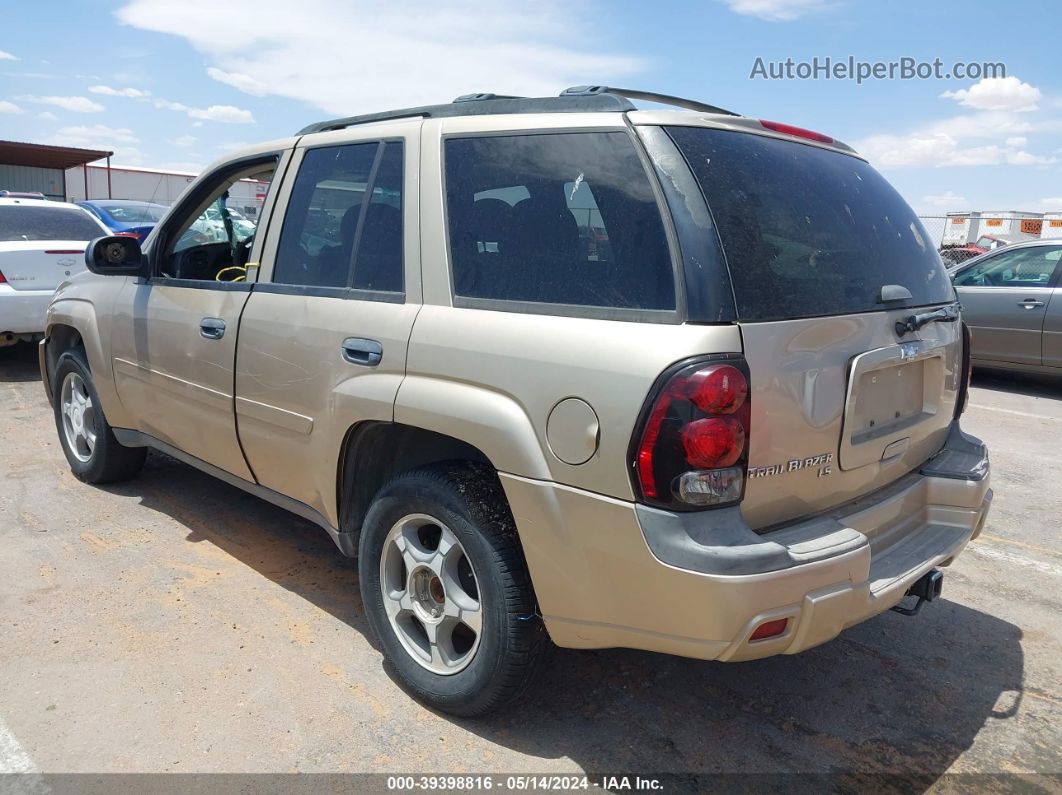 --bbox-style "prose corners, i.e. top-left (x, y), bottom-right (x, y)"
top-left (954, 246), bottom-right (1062, 287)
top-left (445, 132), bottom-right (675, 311)
top-left (273, 141), bottom-right (404, 292)
top-left (160, 159), bottom-right (275, 281)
